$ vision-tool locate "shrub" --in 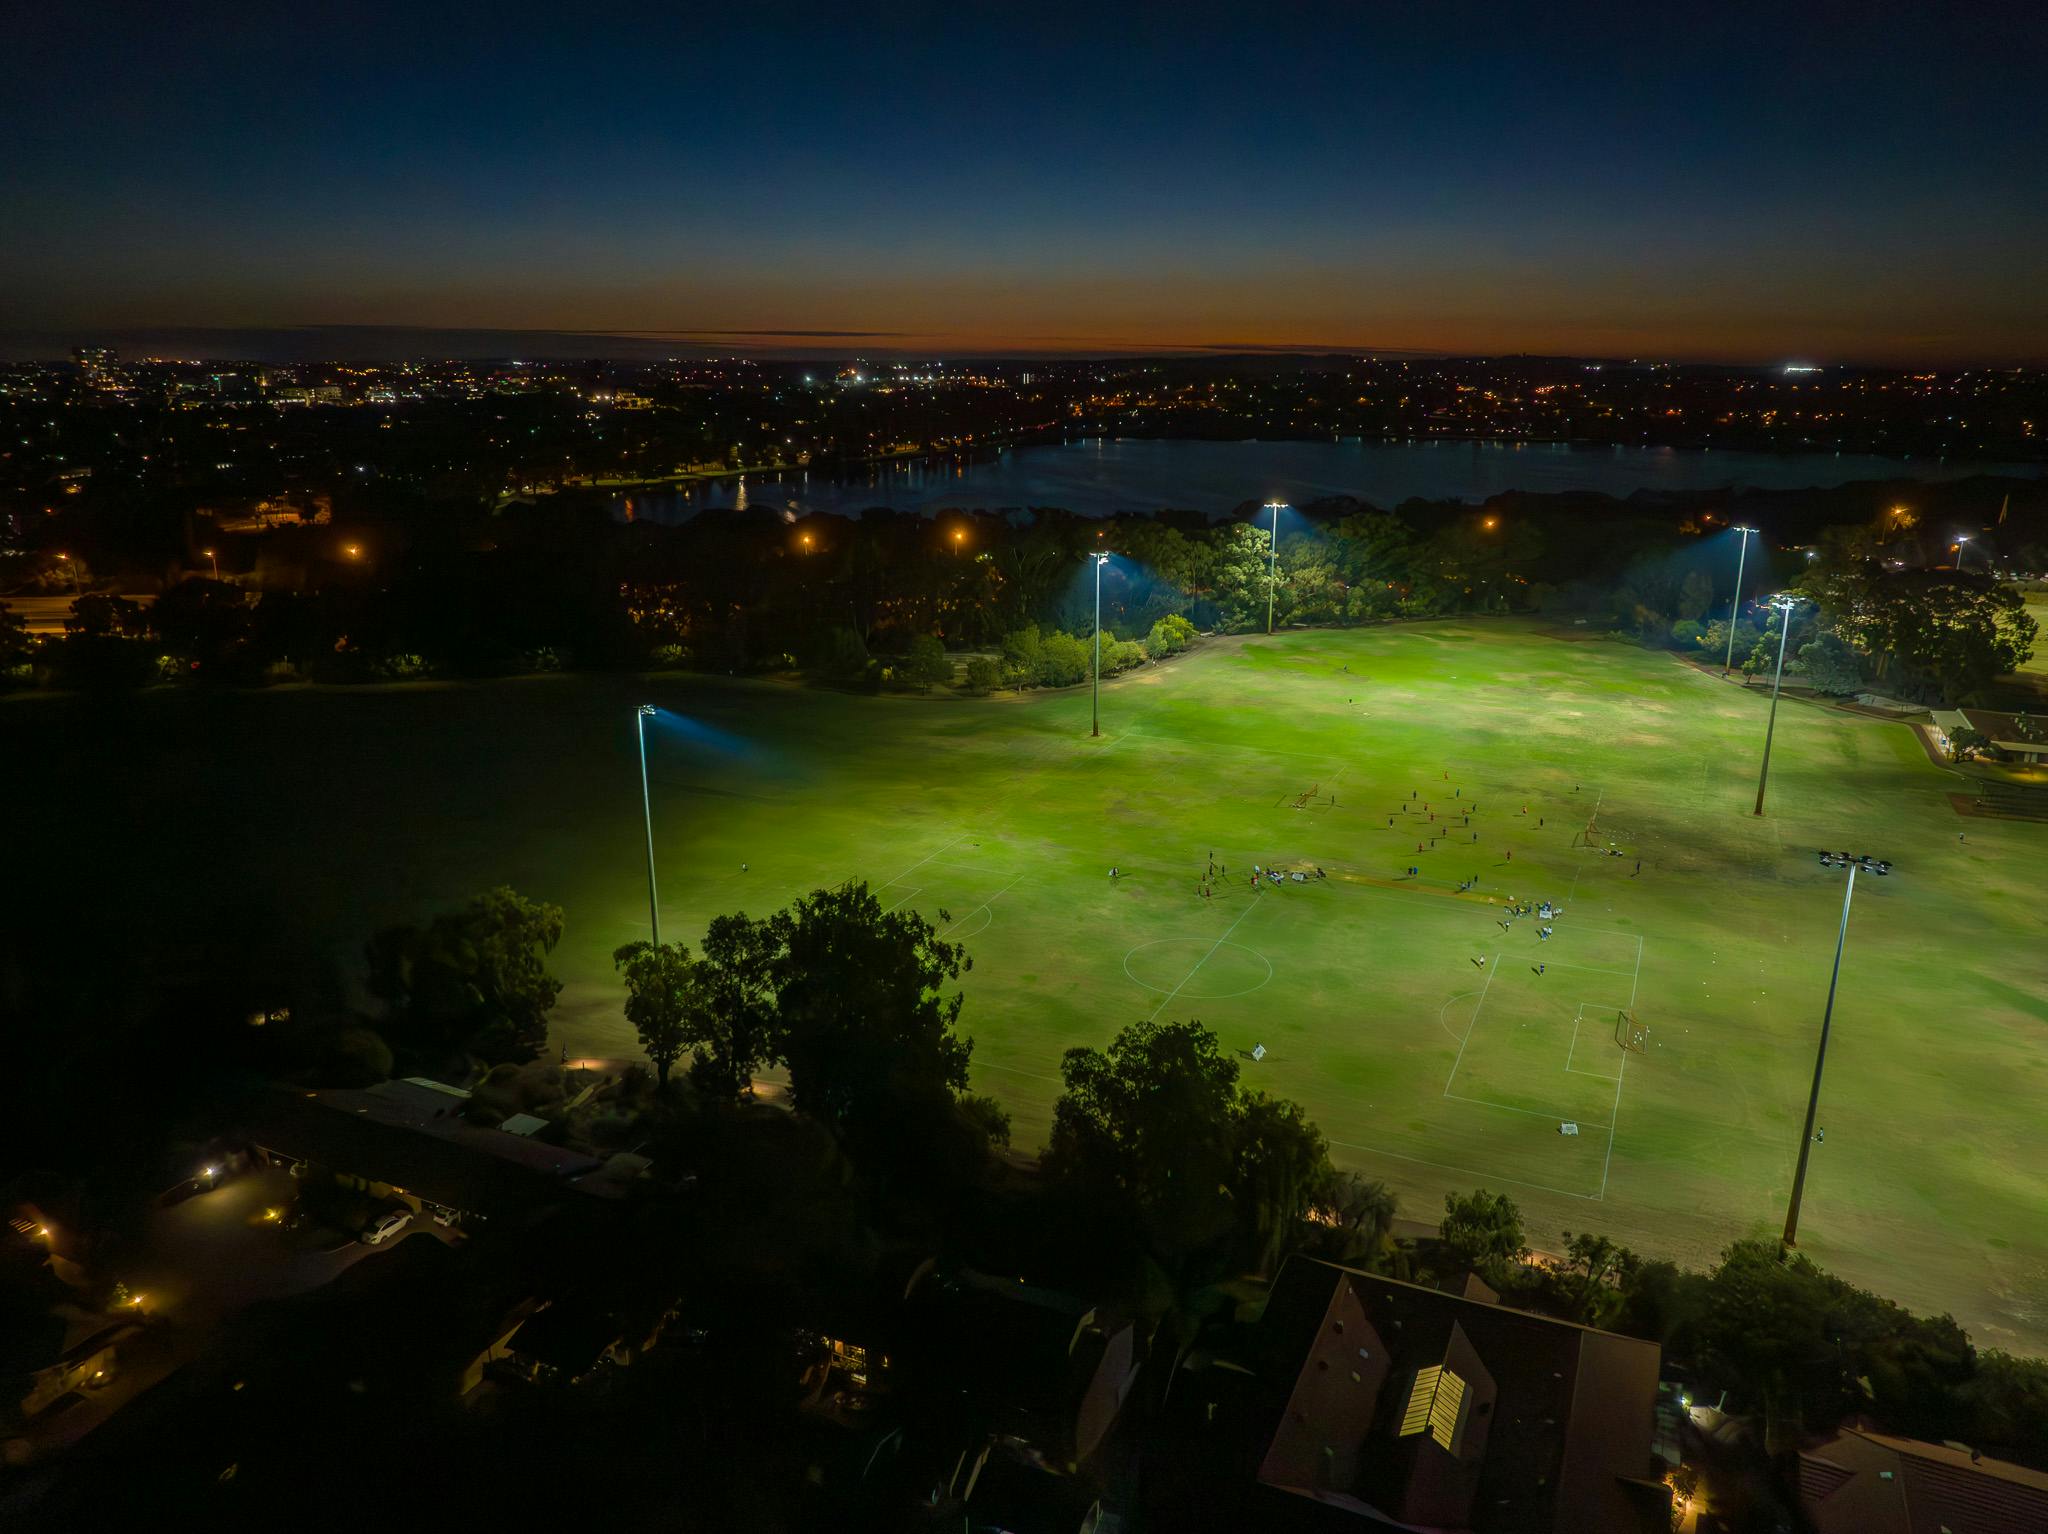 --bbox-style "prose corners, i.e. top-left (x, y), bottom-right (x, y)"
top-left (902, 633), bottom-right (953, 692)
top-left (1000, 624), bottom-right (1044, 680)
top-left (815, 626), bottom-right (871, 680)
top-left (1107, 638), bottom-right (1147, 674)
top-left (958, 1092), bottom-right (1012, 1148)
top-left (1146, 613), bottom-right (1197, 658)
top-left (1035, 630), bottom-right (1091, 687)
top-left (963, 655), bottom-right (1002, 694)
top-left (323, 1027), bottom-right (394, 1086)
